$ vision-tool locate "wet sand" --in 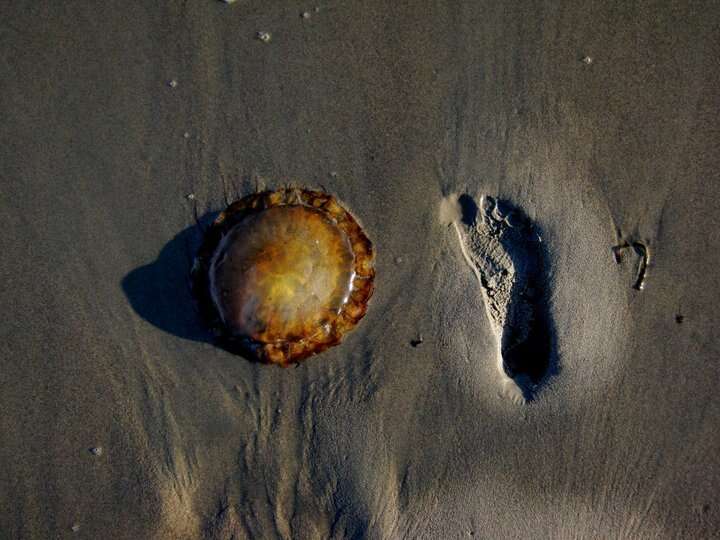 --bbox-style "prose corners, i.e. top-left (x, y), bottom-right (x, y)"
top-left (1, 1), bottom-right (719, 538)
